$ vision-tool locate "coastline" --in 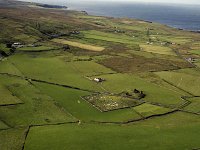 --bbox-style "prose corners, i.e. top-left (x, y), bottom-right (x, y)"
top-left (16, 0), bottom-right (200, 33)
